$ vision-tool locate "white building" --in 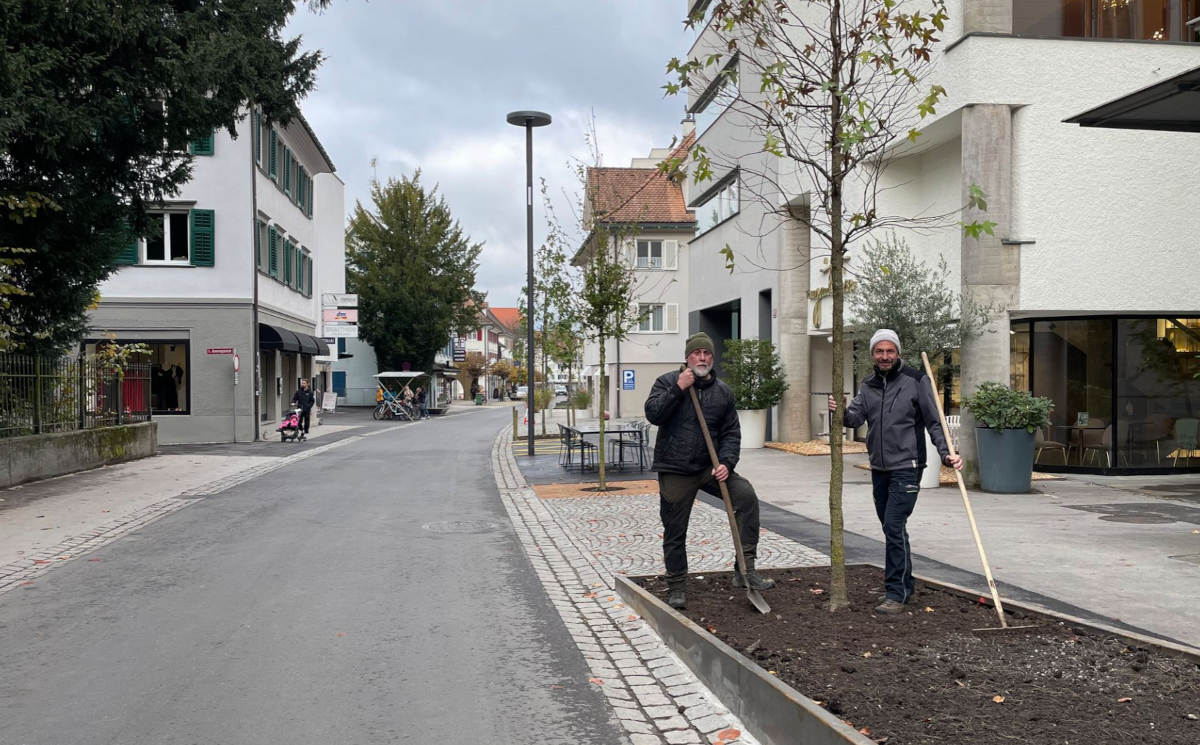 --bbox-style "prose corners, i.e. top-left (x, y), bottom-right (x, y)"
top-left (576, 136), bottom-right (696, 419)
top-left (681, 0), bottom-right (1200, 472)
top-left (89, 110), bottom-right (345, 443)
